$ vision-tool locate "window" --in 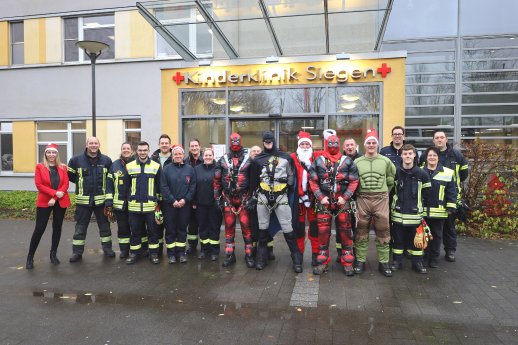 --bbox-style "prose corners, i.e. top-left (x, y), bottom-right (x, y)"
top-left (155, 6), bottom-right (212, 58)
top-left (0, 123), bottom-right (13, 172)
top-left (10, 22), bottom-right (24, 65)
top-left (124, 120), bottom-right (141, 150)
top-left (36, 121), bottom-right (87, 163)
top-left (64, 15), bottom-right (115, 62)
